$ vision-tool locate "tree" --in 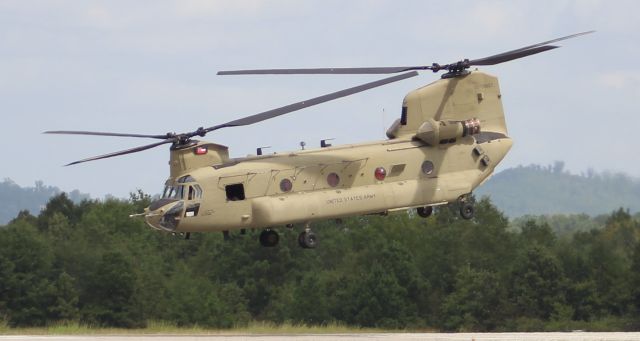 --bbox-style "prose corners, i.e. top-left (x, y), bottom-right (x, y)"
top-left (82, 252), bottom-right (143, 328)
top-left (631, 244), bottom-right (640, 317)
top-left (338, 263), bottom-right (414, 328)
top-left (519, 220), bottom-right (556, 248)
top-left (0, 221), bottom-right (53, 326)
top-left (165, 265), bottom-right (249, 328)
top-left (48, 272), bottom-right (79, 321)
top-left (289, 272), bottom-right (332, 325)
top-left (442, 267), bottom-right (506, 331)
top-left (510, 246), bottom-right (567, 320)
